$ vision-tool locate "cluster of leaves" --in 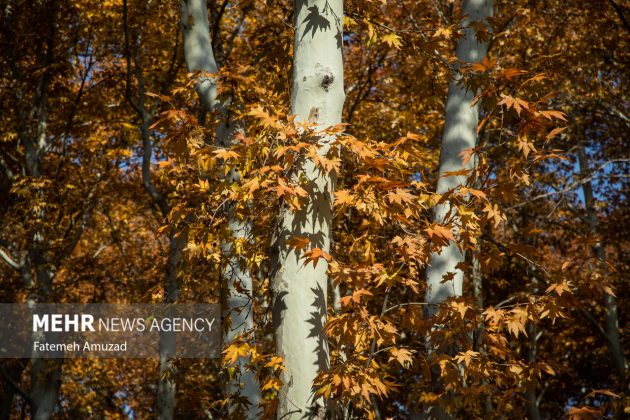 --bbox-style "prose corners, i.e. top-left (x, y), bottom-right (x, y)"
top-left (0, 0), bottom-right (628, 418)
